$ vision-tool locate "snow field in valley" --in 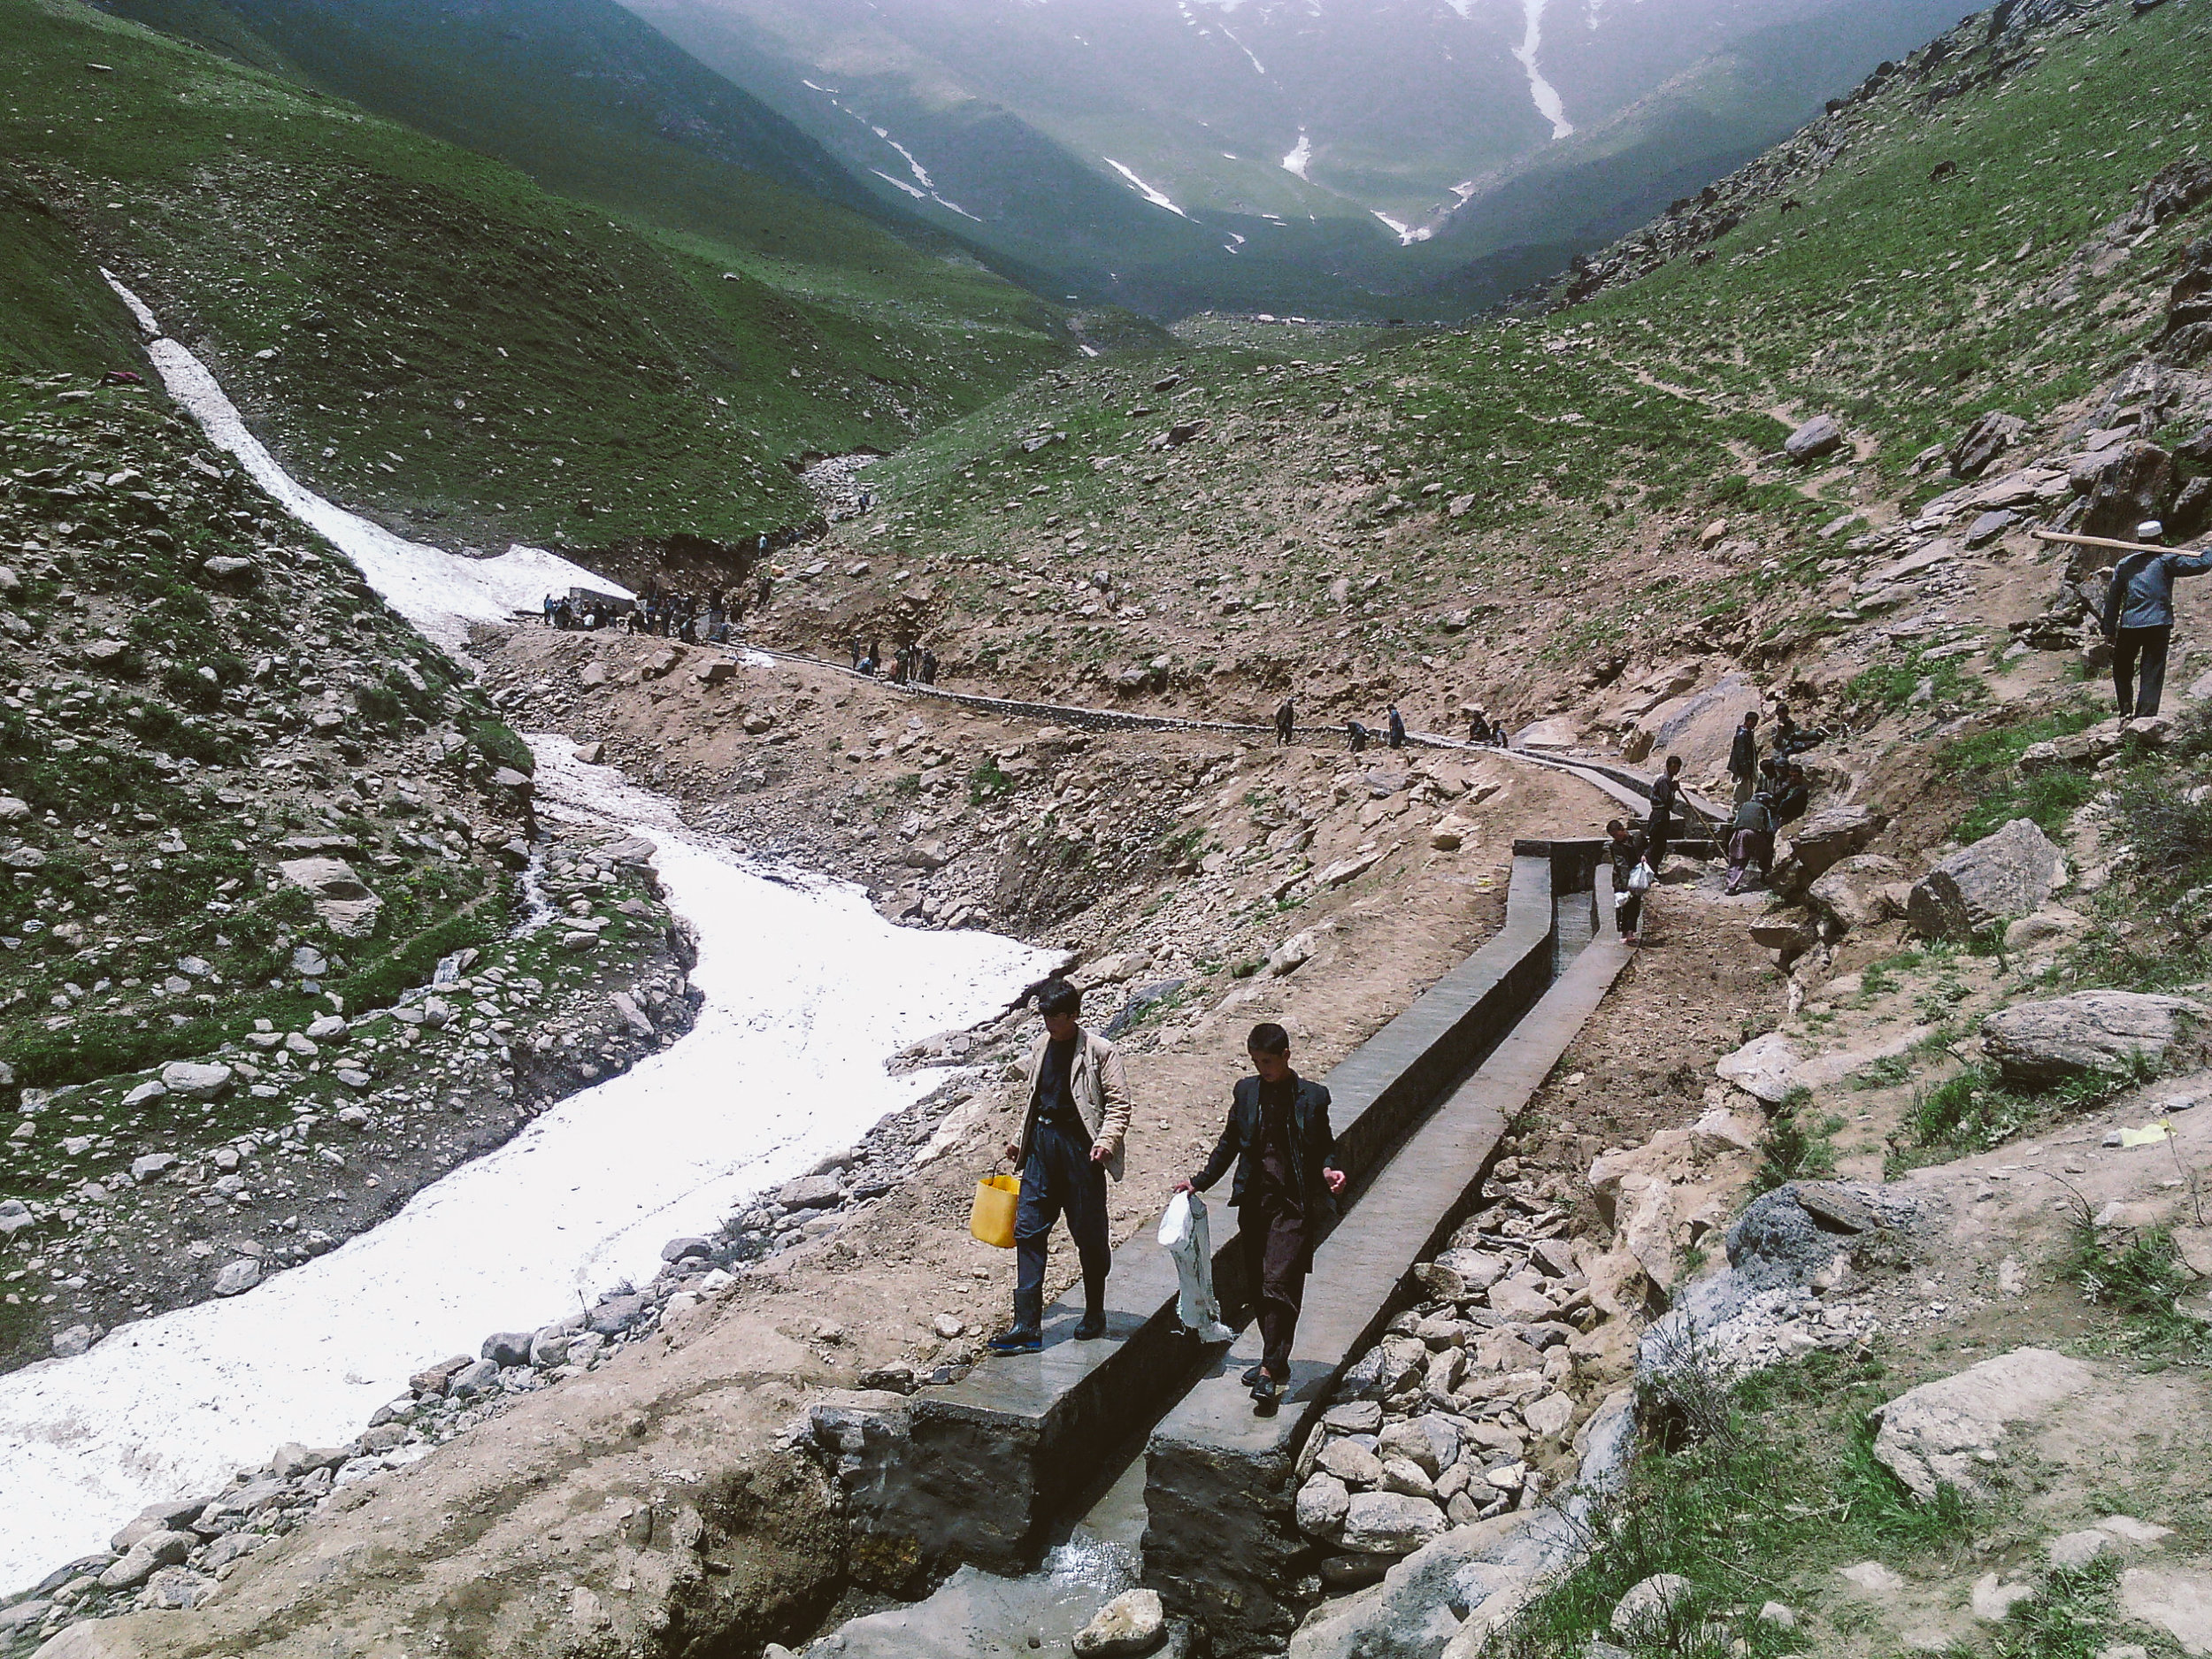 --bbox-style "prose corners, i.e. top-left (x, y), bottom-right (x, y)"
top-left (0, 286), bottom-right (1052, 1590)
